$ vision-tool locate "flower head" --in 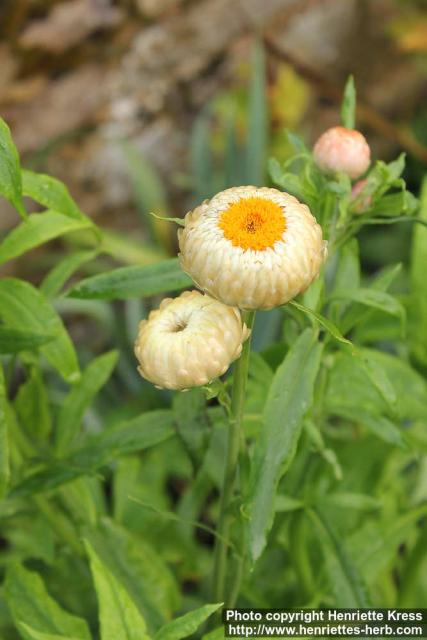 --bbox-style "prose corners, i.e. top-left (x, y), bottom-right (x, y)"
top-left (313, 126), bottom-right (371, 180)
top-left (178, 186), bottom-right (326, 310)
top-left (134, 290), bottom-right (250, 390)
